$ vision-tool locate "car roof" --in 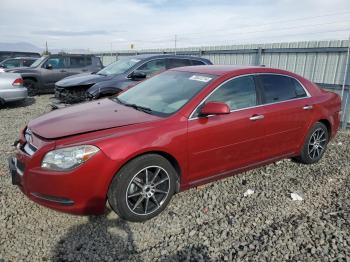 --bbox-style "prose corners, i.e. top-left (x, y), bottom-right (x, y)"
top-left (171, 65), bottom-right (291, 76)
top-left (125, 54), bottom-right (210, 62)
top-left (1, 57), bottom-right (38, 60)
